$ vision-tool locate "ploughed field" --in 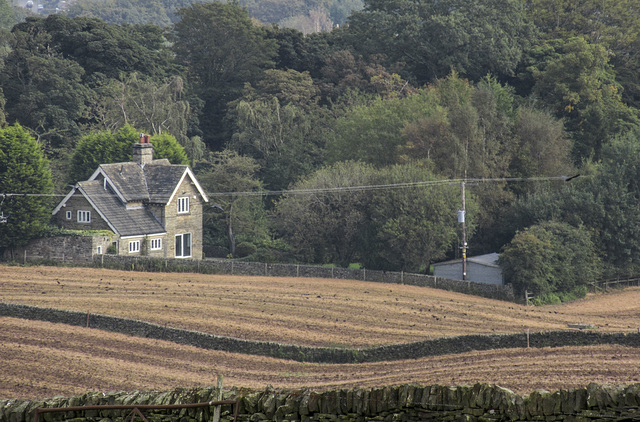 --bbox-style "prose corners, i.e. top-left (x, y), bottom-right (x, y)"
top-left (1, 265), bottom-right (640, 399)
